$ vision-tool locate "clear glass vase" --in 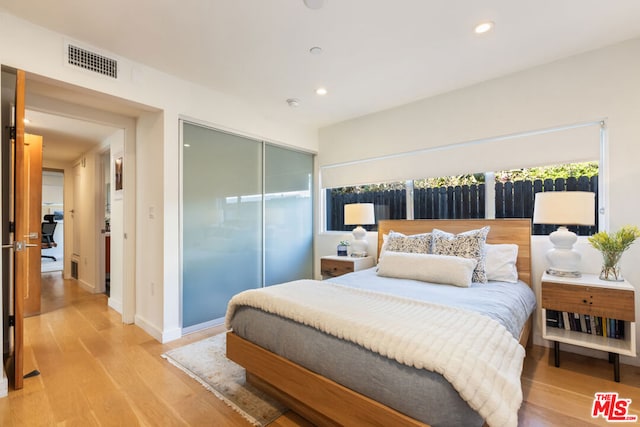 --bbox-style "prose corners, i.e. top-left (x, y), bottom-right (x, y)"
top-left (599, 251), bottom-right (624, 281)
